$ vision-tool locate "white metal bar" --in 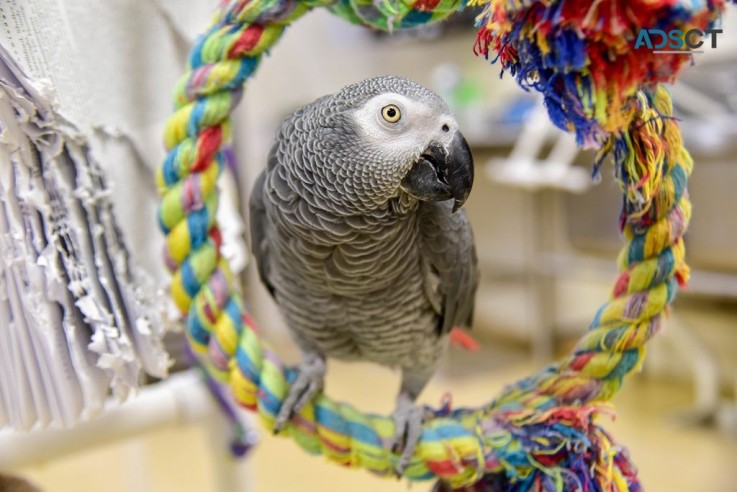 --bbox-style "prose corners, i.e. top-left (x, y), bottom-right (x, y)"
top-left (667, 315), bottom-right (720, 418)
top-left (671, 81), bottom-right (730, 117)
top-left (508, 103), bottom-right (553, 162)
top-left (207, 405), bottom-right (254, 492)
top-left (0, 370), bottom-right (214, 469)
